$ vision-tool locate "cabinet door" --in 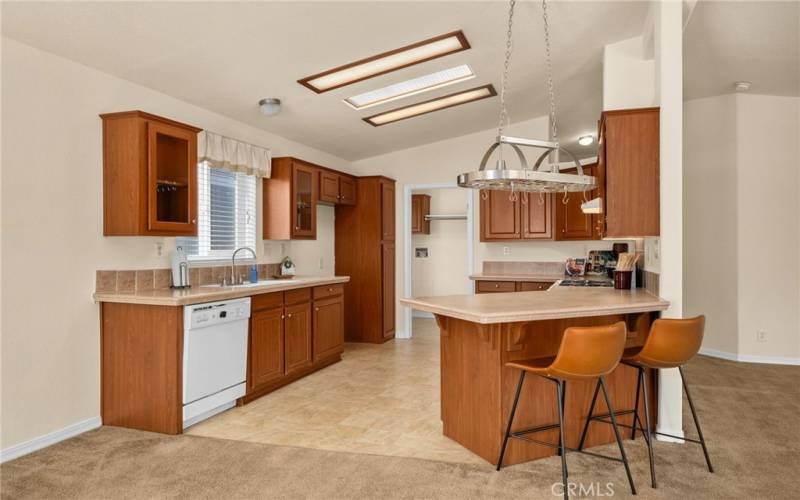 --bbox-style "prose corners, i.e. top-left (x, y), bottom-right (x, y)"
top-left (411, 196), bottom-right (422, 234)
top-left (339, 176), bottom-right (356, 205)
top-left (475, 280), bottom-right (516, 293)
top-left (480, 190), bottom-right (521, 241)
top-left (284, 301), bottom-right (312, 374)
top-left (146, 120), bottom-right (197, 235)
top-left (313, 296), bottom-right (344, 360)
top-left (555, 165), bottom-right (598, 241)
top-left (292, 163), bottom-right (317, 238)
top-left (521, 192), bottom-right (553, 239)
top-left (381, 181), bottom-right (395, 241)
top-left (381, 242), bottom-right (395, 338)
top-left (517, 281), bottom-right (553, 291)
top-left (319, 170), bottom-right (340, 204)
top-left (249, 307), bottom-right (284, 390)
